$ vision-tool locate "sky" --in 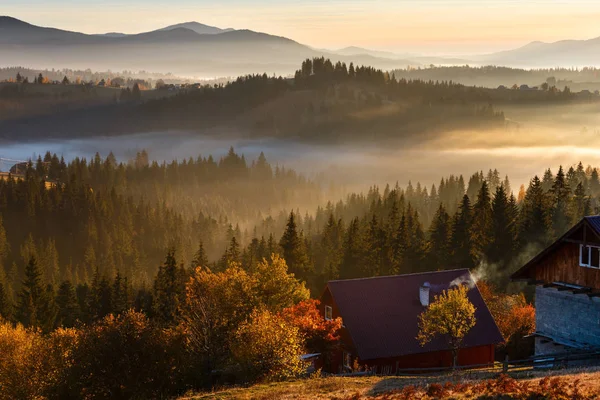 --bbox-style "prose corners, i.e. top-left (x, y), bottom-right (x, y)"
top-left (5, 0), bottom-right (600, 54)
